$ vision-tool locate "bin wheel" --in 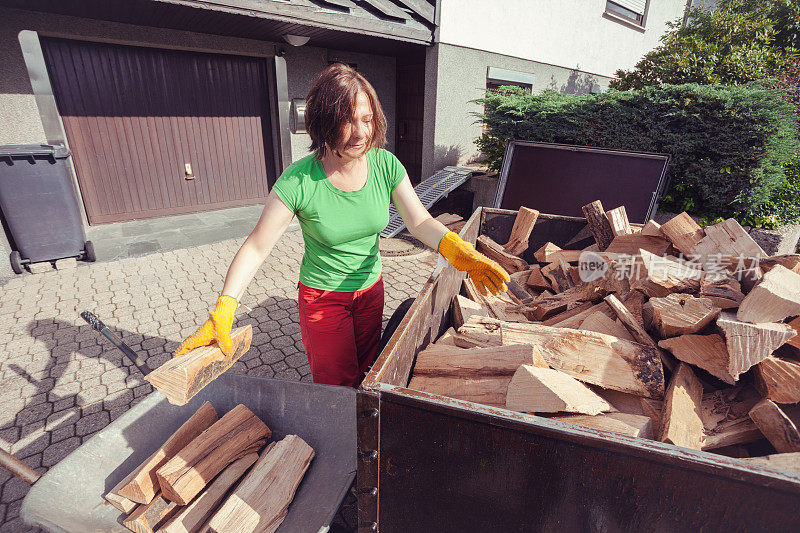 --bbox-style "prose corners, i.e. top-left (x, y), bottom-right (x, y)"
top-left (84, 241), bottom-right (96, 262)
top-left (379, 297), bottom-right (415, 353)
top-left (9, 251), bottom-right (23, 275)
